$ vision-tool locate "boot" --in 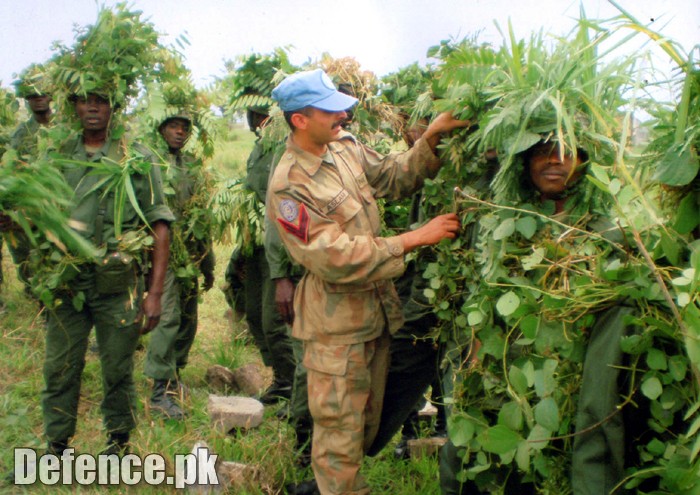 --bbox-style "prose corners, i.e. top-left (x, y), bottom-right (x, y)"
top-left (259, 376), bottom-right (292, 405)
top-left (285, 478), bottom-right (319, 495)
top-left (100, 432), bottom-right (130, 457)
top-left (150, 379), bottom-right (185, 420)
